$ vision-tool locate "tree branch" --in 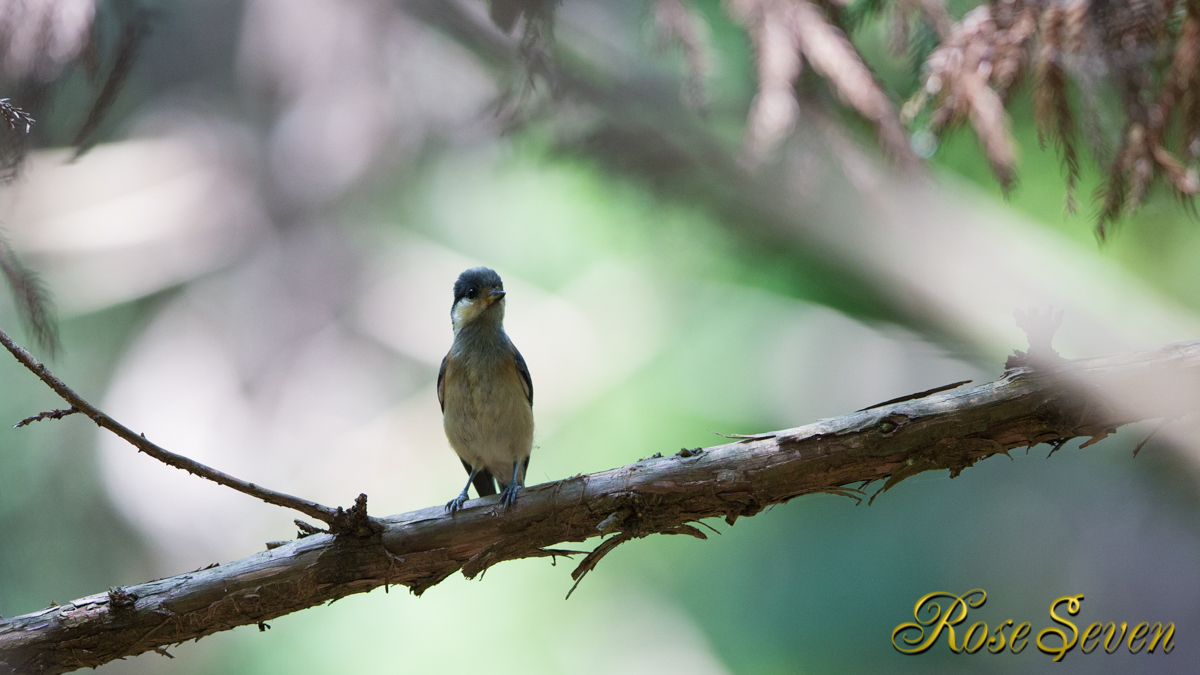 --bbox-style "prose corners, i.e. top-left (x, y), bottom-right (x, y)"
top-left (0, 327), bottom-right (374, 535)
top-left (4, 338), bottom-right (1199, 674)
